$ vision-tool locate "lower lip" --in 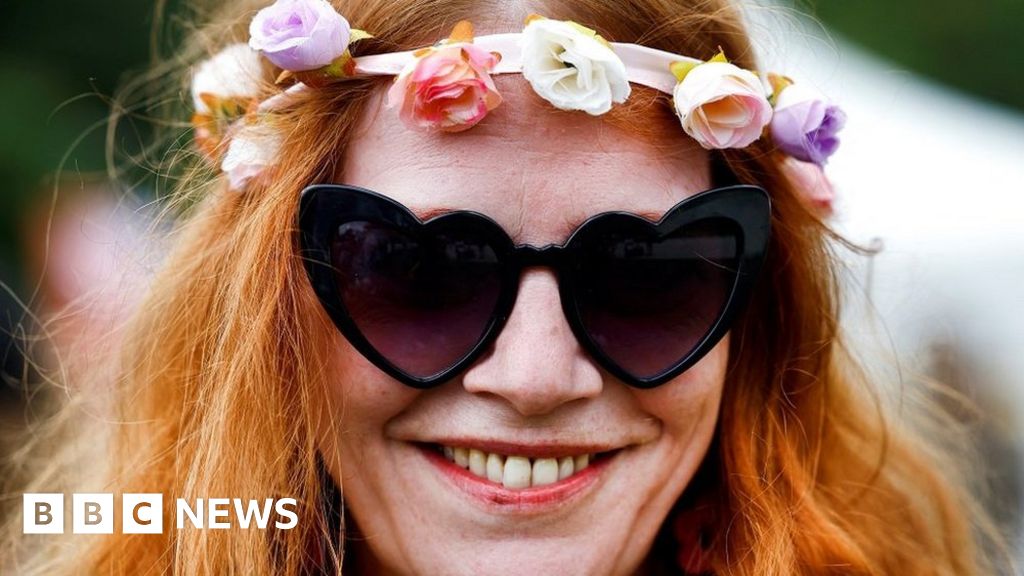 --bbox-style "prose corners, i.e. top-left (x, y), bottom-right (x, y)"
top-left (418, 445), bottom-right (614, 514)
